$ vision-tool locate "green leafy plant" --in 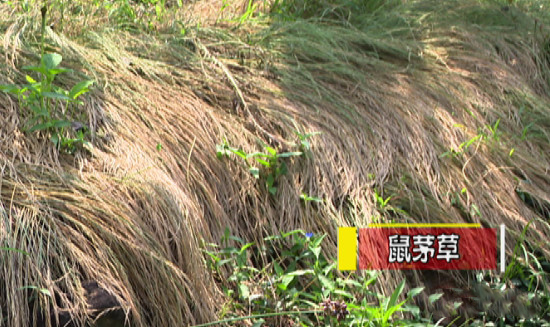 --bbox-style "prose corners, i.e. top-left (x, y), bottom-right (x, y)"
top-left (440, 119), bottom-right (504, 158)
top-left (347, 278), bottom-right (428, 327)
top-left (201, 229), bottom-right (443, 327)
top-left (295, 130), bottom-right (321, 152)
top-left (300, 192), bottom-right (322, 203)
top-left (440, 133), bottom-right (482, 158)
top-left (202, 230), bottom-right (331, 325)
top-left (218, 0), bottom-right (264, 25)
top-left (373, 189), bottom-right (391, 211)
top-left (521, 122), bottom-right (534, 140)
top-left (238, 0), bottom-right (260, 24)
top-left (216, 140), bottom-right (302, 194)
top-left (0, 53), bottom-right (93, 153)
